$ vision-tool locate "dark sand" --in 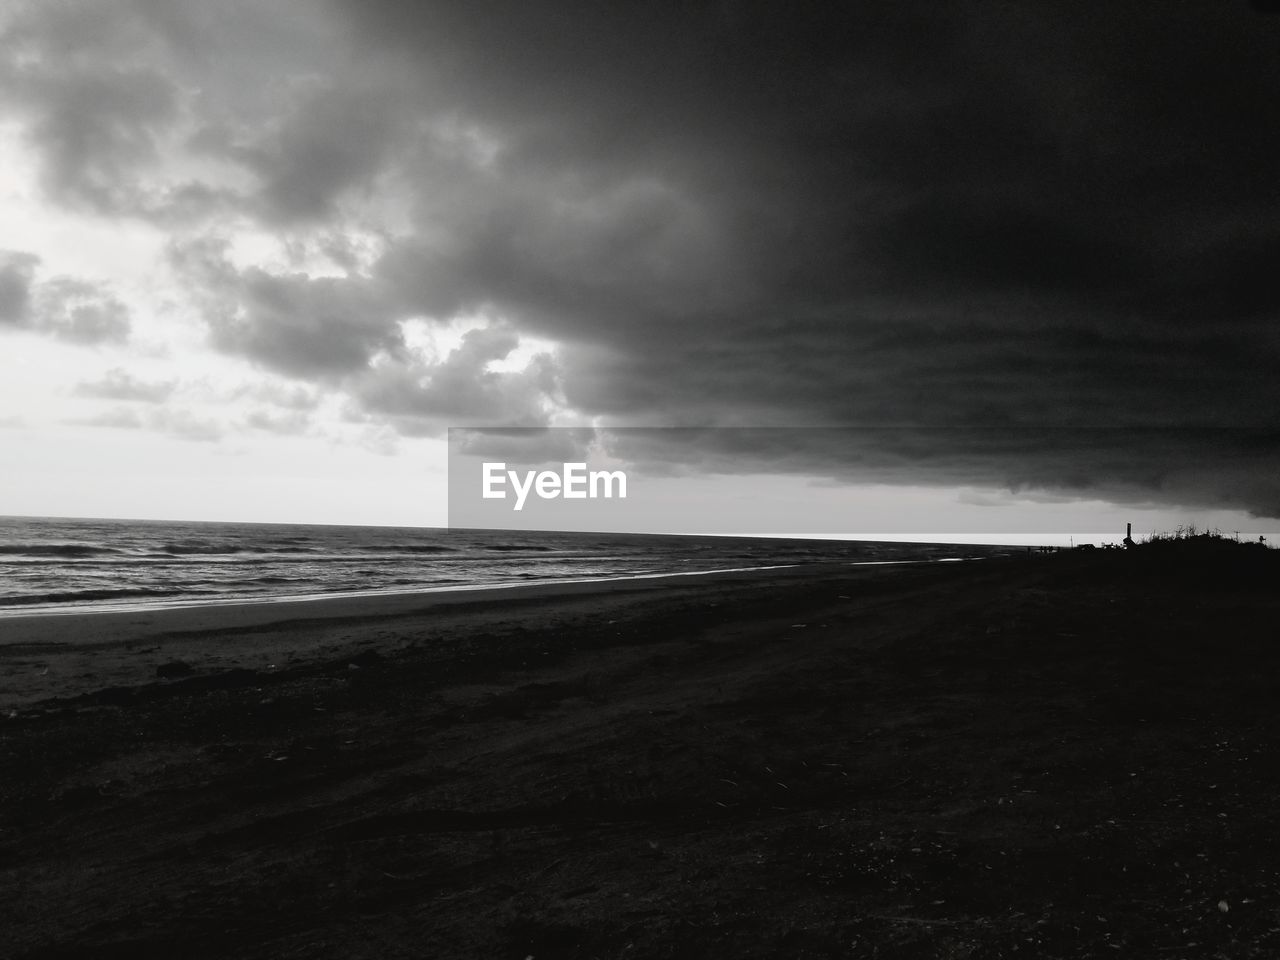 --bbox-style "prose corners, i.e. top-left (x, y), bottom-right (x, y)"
top-left (2, 554), bottom-right (1279, 958)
